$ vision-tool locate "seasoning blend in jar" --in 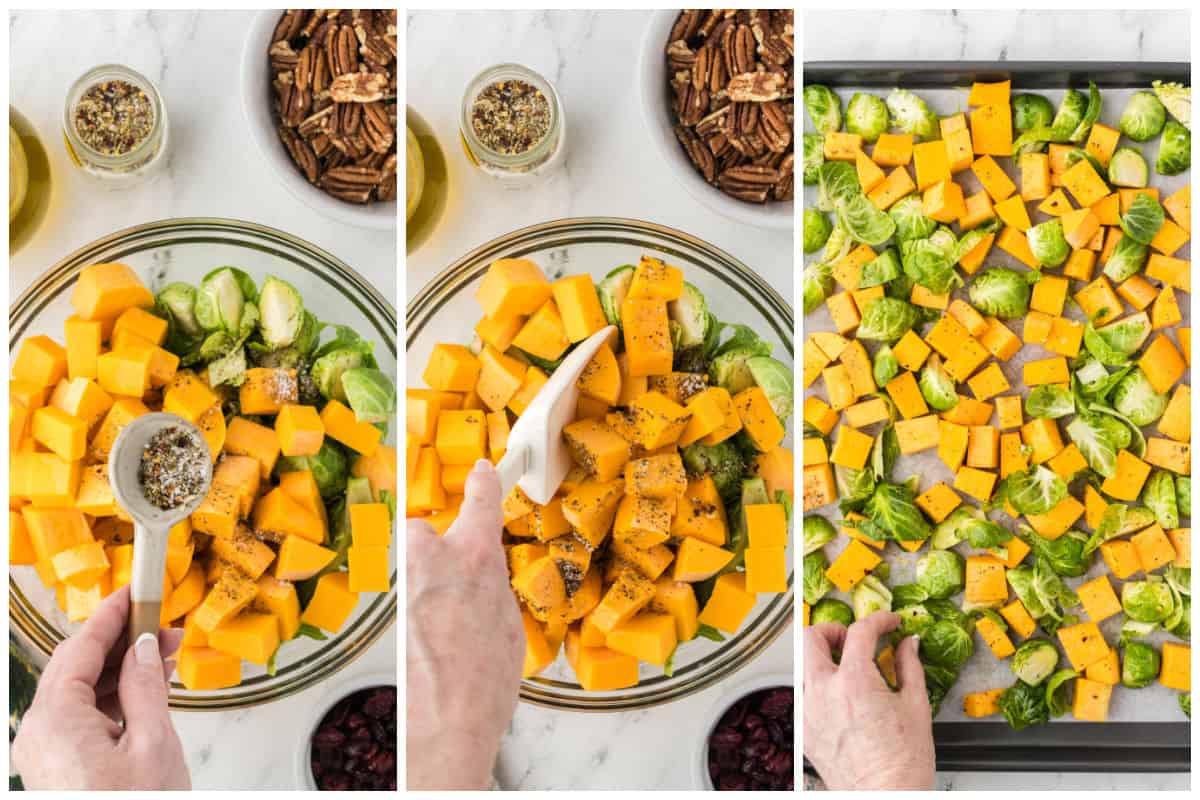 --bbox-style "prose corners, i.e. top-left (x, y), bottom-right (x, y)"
top-left (459, 63), bottom-right (565, 183)
top-left (63, 64), bottom-right (168, 183)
